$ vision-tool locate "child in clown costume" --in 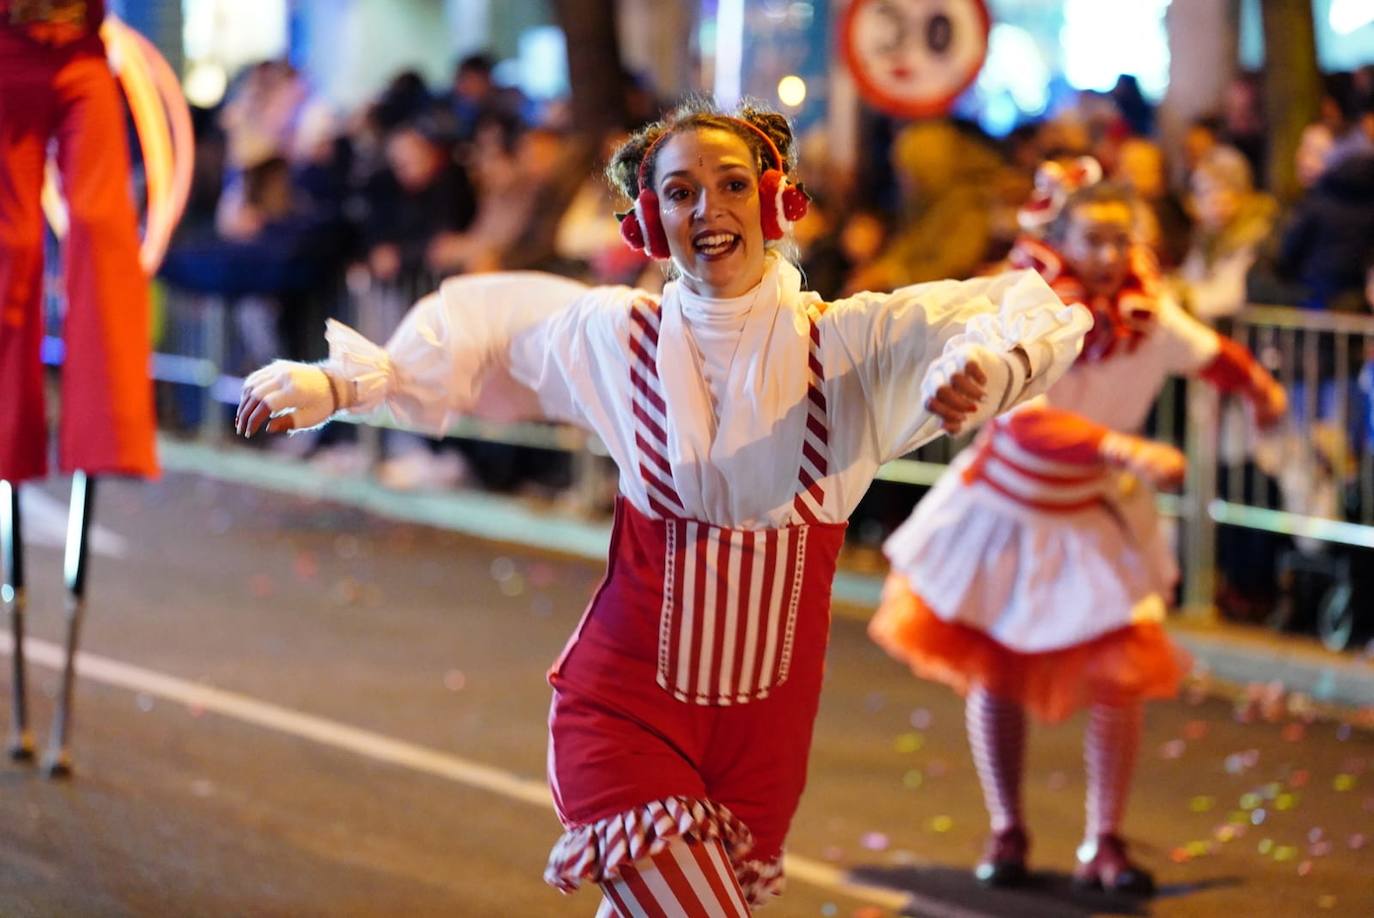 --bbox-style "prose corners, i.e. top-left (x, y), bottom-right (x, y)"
top-left (237, 100), bottom-right (1091, 914)
top-left (871, 160), bottom-right (1287, 895)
